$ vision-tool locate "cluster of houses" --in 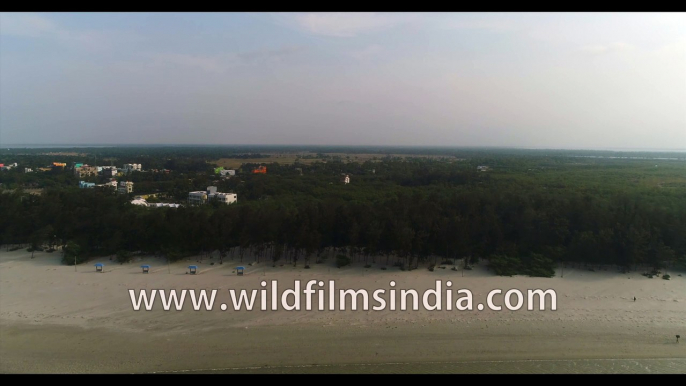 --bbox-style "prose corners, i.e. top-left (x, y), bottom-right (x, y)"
top-left (72, 162), bottom-right (141, 193)
top-left (4, 156), bottom-right (490, 216)
top-left (0, 162), bottom-right (18, 171)
top-left (7, 161), bottom-right (144, 177)
top-left (0, 162), bottom-right (33, 173)
top-left (78, 179), bottom-right (132, 193)
top-left (188, 186), bottom-right (237, 205)
top-left (4, 159), bottom-right (357, 208)
top-left (73, 163), bottom-right (142, 178)
top-left (127, 185), bottom-right (238, 209)
top-left (130, 197), bottom-right (180, 208)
